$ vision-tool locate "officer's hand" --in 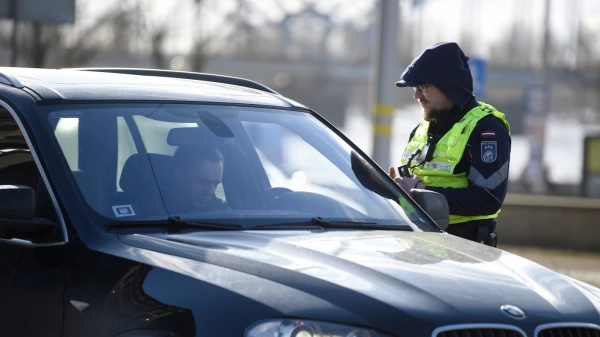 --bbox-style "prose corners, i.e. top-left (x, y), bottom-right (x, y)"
top-left (393, 176), bottom-right (424, 193)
